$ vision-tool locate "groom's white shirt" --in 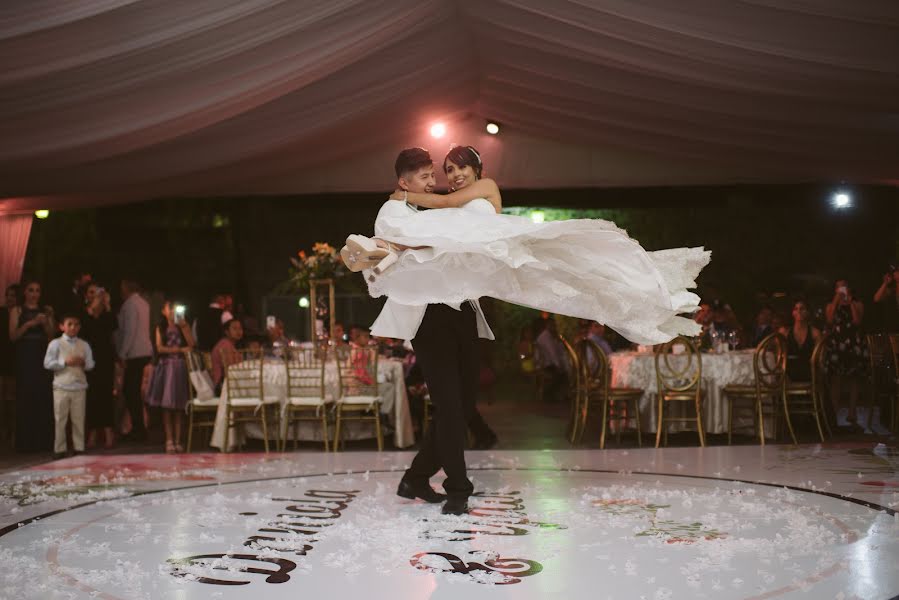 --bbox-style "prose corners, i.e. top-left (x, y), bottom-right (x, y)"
top-left (369, 200), bottom-right (495, 342)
